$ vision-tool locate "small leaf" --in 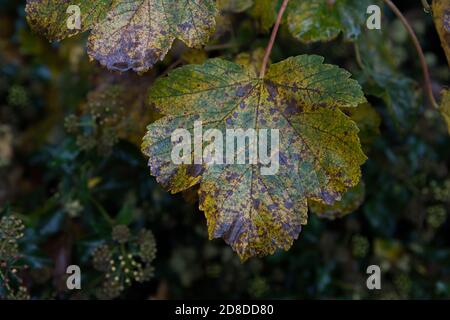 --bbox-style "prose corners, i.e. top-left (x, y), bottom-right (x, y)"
top-left (26, 0), bottom-right (217, 72)
top-left (142, 56), bottom-right (367, 260)
top-left (309, 181), bottom-right (365, 220)
top-left (249, 0), bottom-right (282, 31)
top-left (432, 0), bottom-right (450, 66)
top-left (287, 0), bottom-right (376, 43)
top-left (234, 48), bottom-right (266, 75)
